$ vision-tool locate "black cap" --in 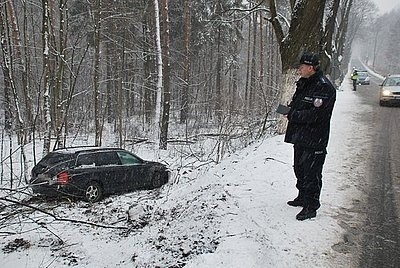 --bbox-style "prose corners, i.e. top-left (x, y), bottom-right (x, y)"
top-left (298, 52), bottom-right (319, 67)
